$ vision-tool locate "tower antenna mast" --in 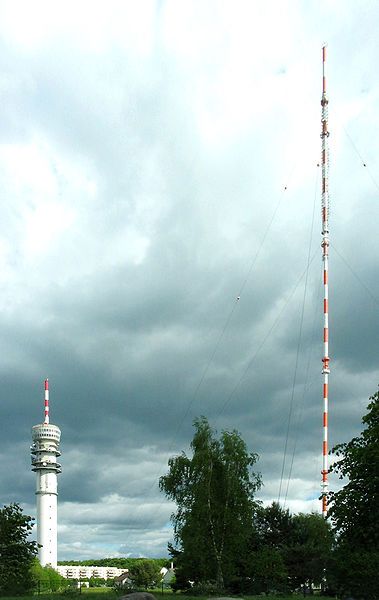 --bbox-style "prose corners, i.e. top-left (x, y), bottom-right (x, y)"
top-left (44, 378), bottom-right (50, 424)
top-left (320, 45), bottom-right (330, 517)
